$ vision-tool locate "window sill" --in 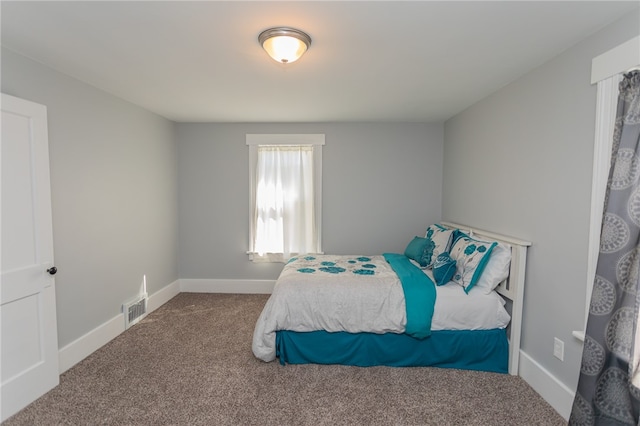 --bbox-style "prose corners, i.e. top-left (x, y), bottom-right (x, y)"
top-left (245, 251), bottom-right (325, 262)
